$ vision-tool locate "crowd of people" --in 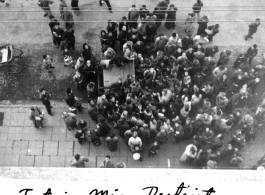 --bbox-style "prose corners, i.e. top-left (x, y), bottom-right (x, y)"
top-left (32, 0), bottom-right (265, 169)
